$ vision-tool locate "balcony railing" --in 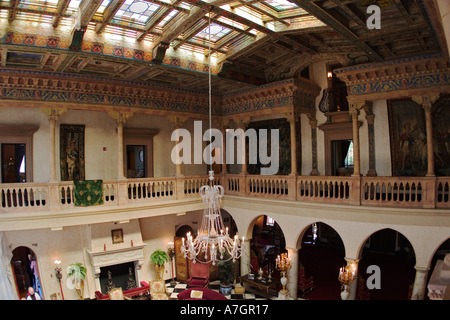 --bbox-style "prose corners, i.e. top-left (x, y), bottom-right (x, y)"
top-left (1, 174), bottom-right (449, 213)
